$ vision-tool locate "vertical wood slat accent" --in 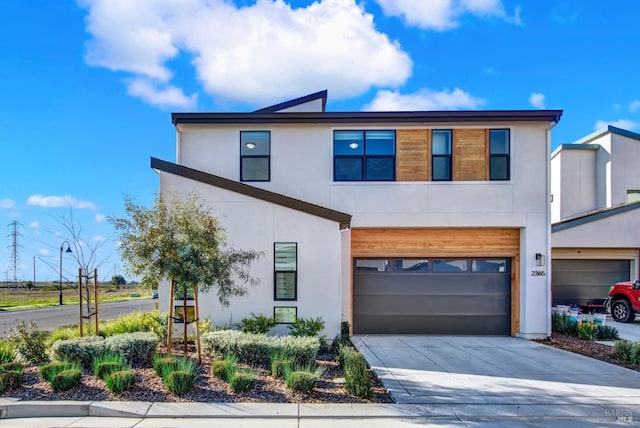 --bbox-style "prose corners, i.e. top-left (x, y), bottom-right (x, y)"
top-left (351, 228), bottom-right (519, 258)
top-left (512, 255), bottom-right (520, 336)
top-left (453, 129), bottom-right (488, 181)
top-left (396, 129), bottom-right (430, 181)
